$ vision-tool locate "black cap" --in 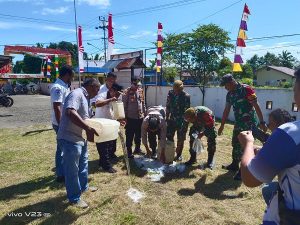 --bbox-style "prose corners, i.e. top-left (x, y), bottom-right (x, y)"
top-left (220, 74), bottom-right (234, 86)
top-left (148, 117), bottom-right (159, 131)
top-left (106, 72), bottom-right (117, 78)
